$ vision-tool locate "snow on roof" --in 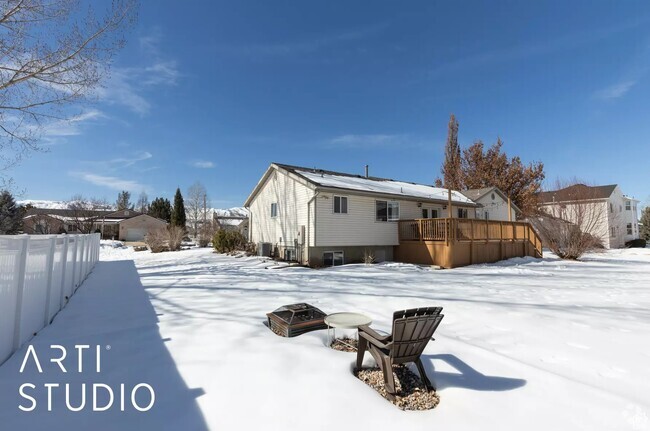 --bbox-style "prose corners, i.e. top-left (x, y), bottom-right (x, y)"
top-left (294, 169), bottom-right (474, 204)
